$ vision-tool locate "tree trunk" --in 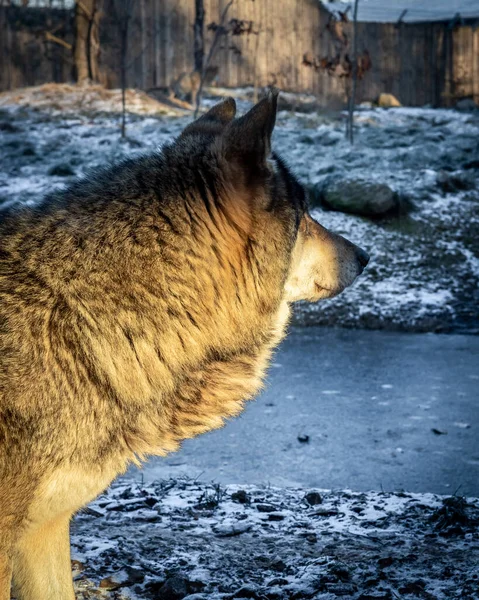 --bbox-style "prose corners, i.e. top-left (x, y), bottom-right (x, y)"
top-left (74, 0), bottom-right (101, 84)
top-left (194, 0), bottom-right (205, 75)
